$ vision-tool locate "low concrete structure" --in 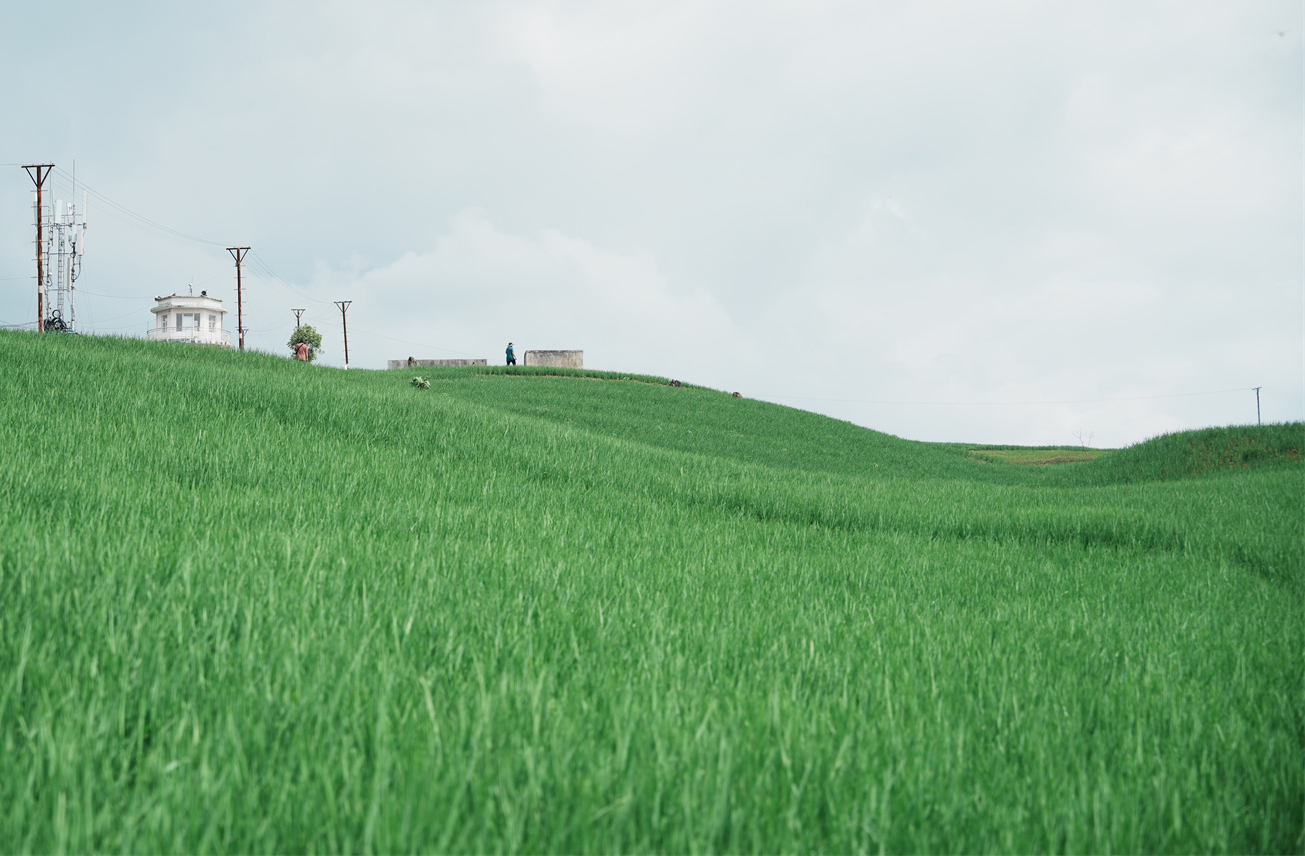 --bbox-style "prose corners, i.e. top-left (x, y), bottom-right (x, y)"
top-left (147, 291), bottom-right (231, 347)
top-left (387, 358), bottom-right (487, 369)
top-left (523, 350), bottom-right (583, 368)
